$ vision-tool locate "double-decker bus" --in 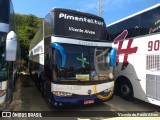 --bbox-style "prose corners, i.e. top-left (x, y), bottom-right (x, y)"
top-left (29, 8), bottom-right (116, 108)
top-left (107, 3), bottom-right (160, 106)
top-left (0, 0), bottom-right (21, 110)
